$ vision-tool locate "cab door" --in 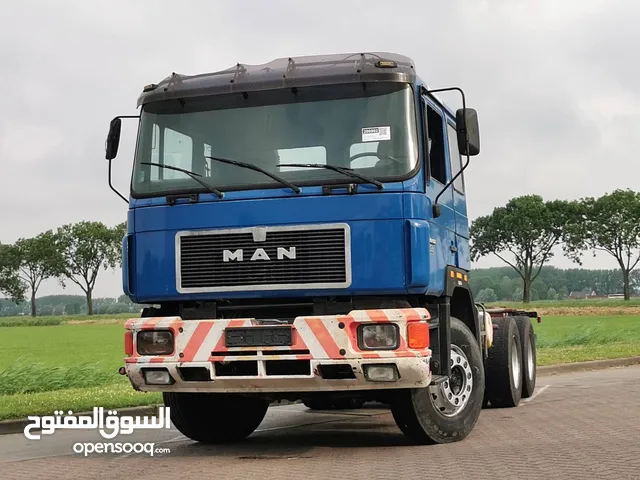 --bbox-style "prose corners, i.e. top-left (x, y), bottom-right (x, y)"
top-left (422, 95), bottom-right (457, 295)
top-left (444, 117), bottom-right (470, 271)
